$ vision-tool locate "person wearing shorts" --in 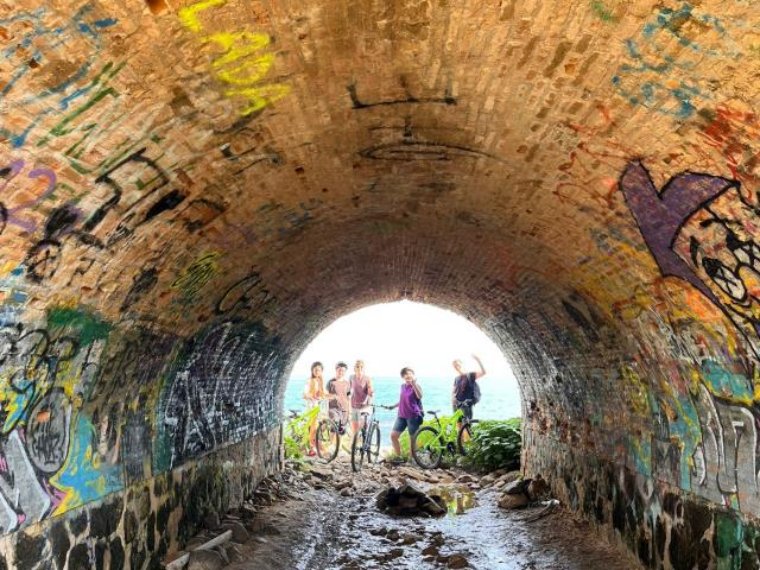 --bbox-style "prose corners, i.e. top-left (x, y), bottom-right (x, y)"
top-left (350, 360), bottom-right (375, 434)
top-left (326, 362), bottom-right (351, 429)
top-left (389, 367), bottom-right (424, 457)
